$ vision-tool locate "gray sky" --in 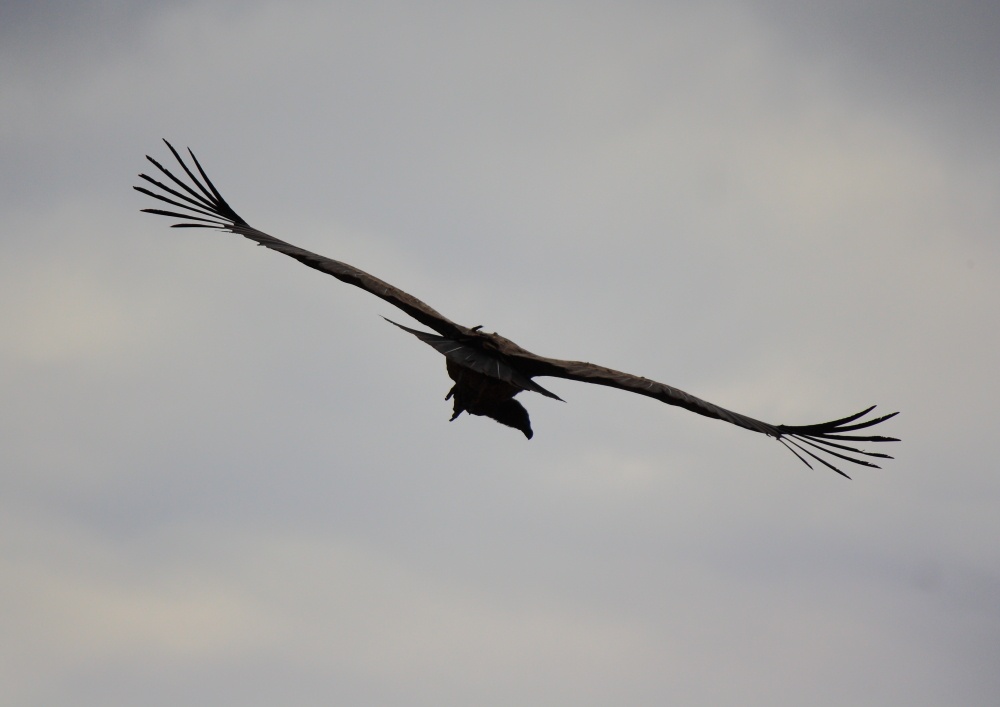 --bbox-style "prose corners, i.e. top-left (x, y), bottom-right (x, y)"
top-left (2, 1), bottom-right (999, 704)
